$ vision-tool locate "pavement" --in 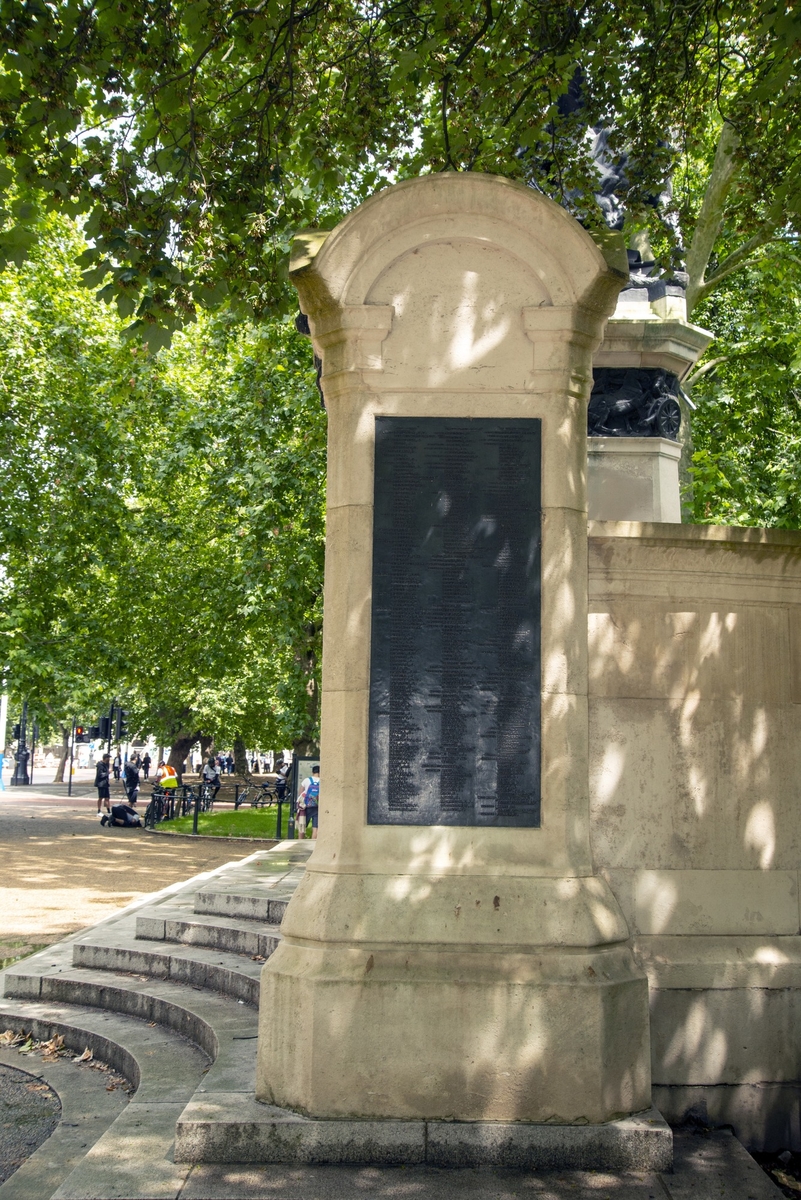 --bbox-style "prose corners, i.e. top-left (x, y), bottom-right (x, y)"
top-left (0, 783), bottom-right (266, 965)
top-left (0, 1061), bottom-right (60, 1184)
top-left (0, 786), bottom-right (787, 1200)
